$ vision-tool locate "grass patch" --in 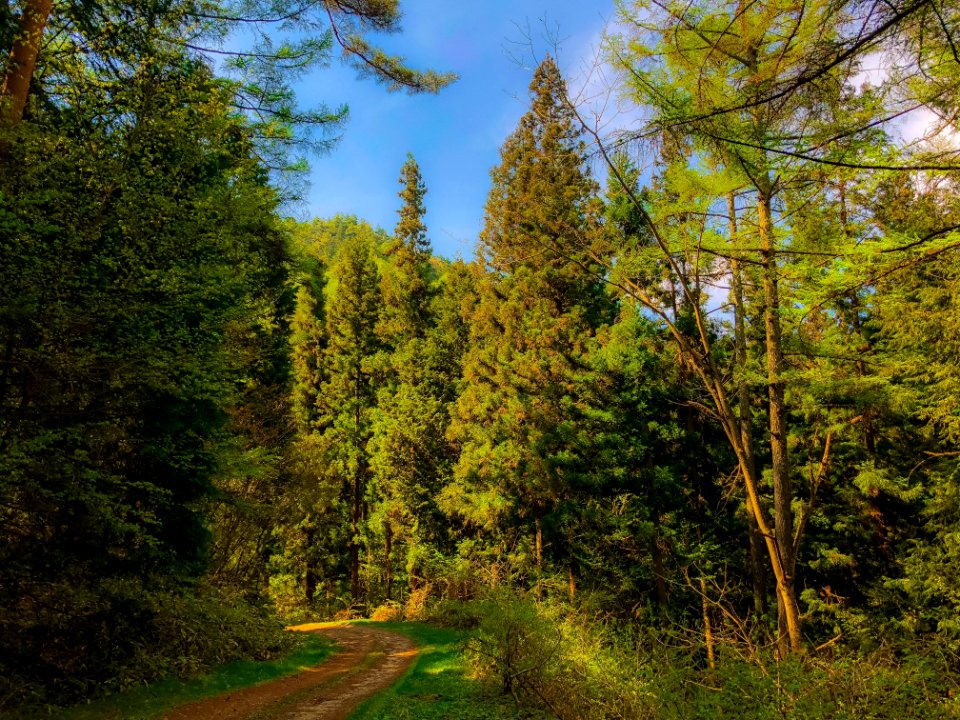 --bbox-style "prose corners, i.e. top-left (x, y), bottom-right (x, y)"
top-left (45, 633), bottom-right (337, 720)
top-left (347, 621), bottom-right (550, 720)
